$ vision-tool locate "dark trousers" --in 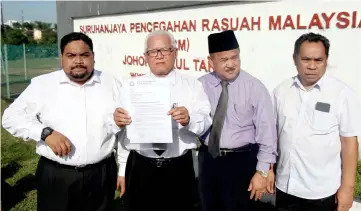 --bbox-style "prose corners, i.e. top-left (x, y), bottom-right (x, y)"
top-left (124, 150), bottom-right (198, 211)
top-left (36, 154), bottom-right (117, 211)
top-left (198, 144), bottom-right (259, 211)
top-left (276, 188), bottom-right (337, 211)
